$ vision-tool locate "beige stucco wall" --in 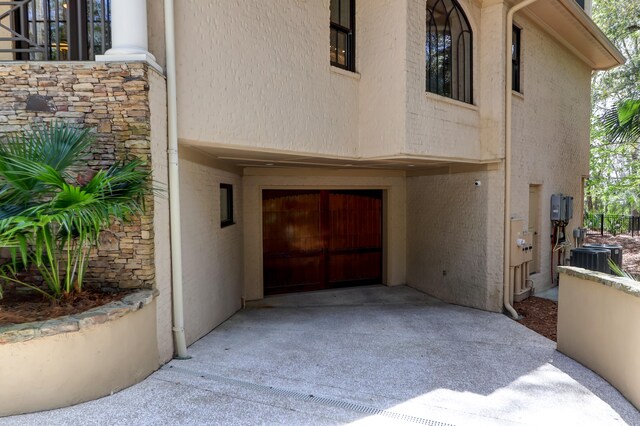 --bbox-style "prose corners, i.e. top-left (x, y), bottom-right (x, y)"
top-left (171, 0), bottom-right (359, 157)
top-left (147, 0), bottom-right (166, 67)
top-left (406, 168), bottom-right (504, 312)
top-left (404, 0), bottom-right (485, 161)
top-left (557, 269), bottom-right (640, 410)
top-left (142, 1), bottom-right (597, 314)
top-left (156, 0), bottom-right (500, 163)
top-left (149, 70), bottom-right (173, 362)
top-left (243, 168), bottom-right (407, 301)
top-left (357, 0), bottom-right (407, 158)
top-left (0, 301), bottom-right (158, 417)
top-left (142, 0), bottom-right (596, 170)
top-left (178, 146), bottom-right (243, 345)
top-left (478, 2), bottom-right (508, 160)
top-left (510, 16), bottom-right (592, 292)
